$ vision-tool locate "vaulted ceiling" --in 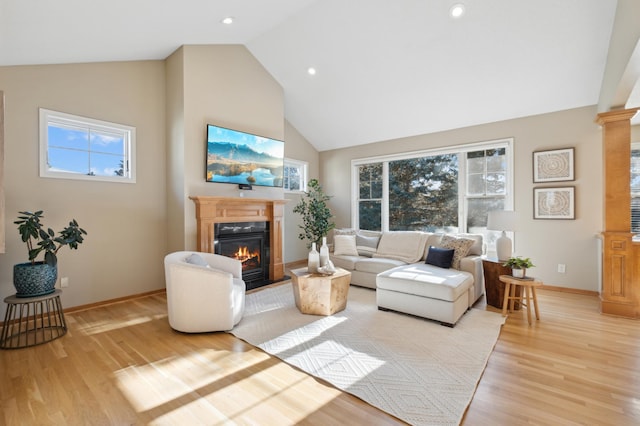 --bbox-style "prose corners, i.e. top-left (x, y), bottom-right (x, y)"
top-left (0, 0), bottom-right (629, 151)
